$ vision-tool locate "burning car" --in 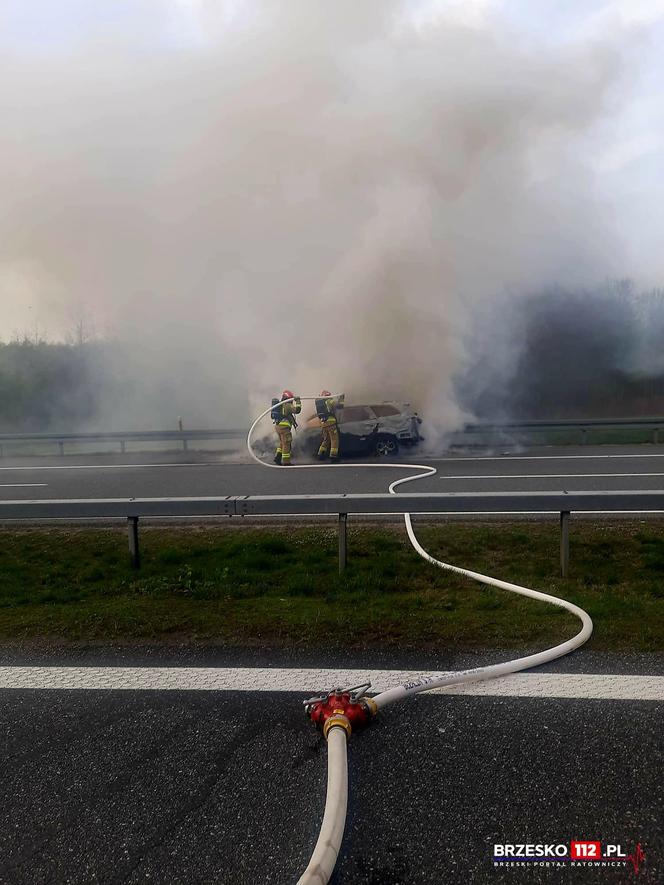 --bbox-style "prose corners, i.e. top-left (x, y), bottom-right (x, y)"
top-left (297, 401), bottom-right (422, 458)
